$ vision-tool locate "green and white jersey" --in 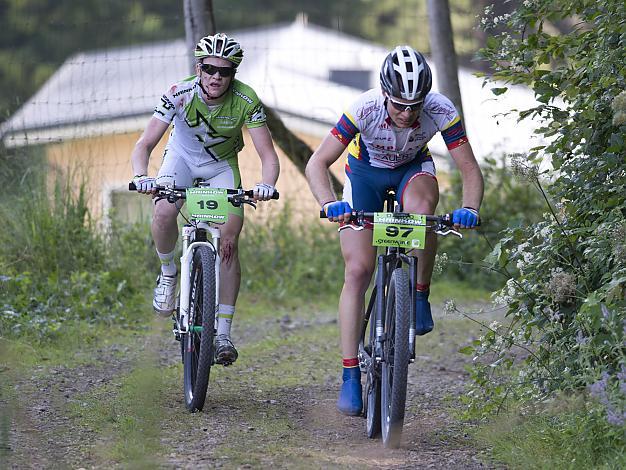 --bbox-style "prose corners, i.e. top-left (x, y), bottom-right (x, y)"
top-left (153, 77), bottom-right (266, 167)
